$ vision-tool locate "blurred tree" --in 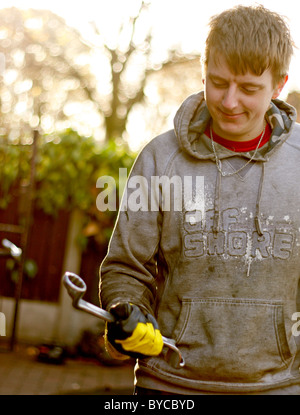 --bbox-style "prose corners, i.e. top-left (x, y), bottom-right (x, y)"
top-left (286, 91), bottom-right (300, 123)
top-left (0, 7), bottom-right (99, 143)
top-left (134, 58), bottom-right (203, 145)
top-left (0, 3), bottom-right (202, 146)
top-left (0, 128), bottom-right (136, 243)
top-left (87, 1), bottom-right (202, 142)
